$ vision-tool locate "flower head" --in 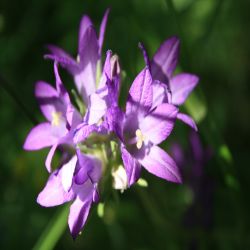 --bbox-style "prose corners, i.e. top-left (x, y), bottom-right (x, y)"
top-left (37, 150), bottom-right (102, 239)
top-left (23, 62), bottom-right (81, 172)
top-left (73, 50), bottom-right (121, 144)
top-left (23, 10), bottom-right (201, 240)
top-left (143, 37), bottom-right (200, 131)
top-left (45, 9), bottom-right (110, 104)
top-left (118, 66), bottom-right (181, 186)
